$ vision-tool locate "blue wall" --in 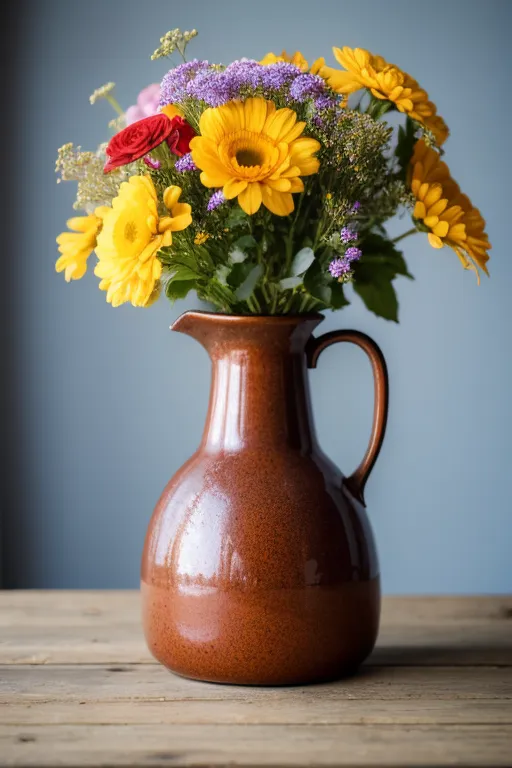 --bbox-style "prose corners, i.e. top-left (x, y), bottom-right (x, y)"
top-left (7, 0), bottom-right (511, 592)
